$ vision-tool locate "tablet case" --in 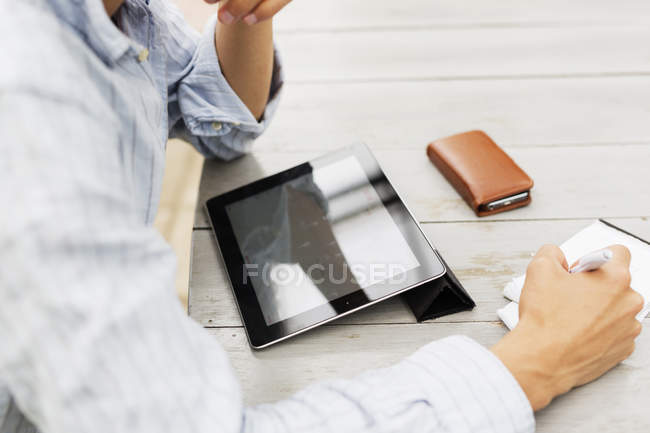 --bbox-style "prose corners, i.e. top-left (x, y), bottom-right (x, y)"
top-left (427, 130), bottom-right (534, 217)
top-left (401, 254), bottom-right (475, 321)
